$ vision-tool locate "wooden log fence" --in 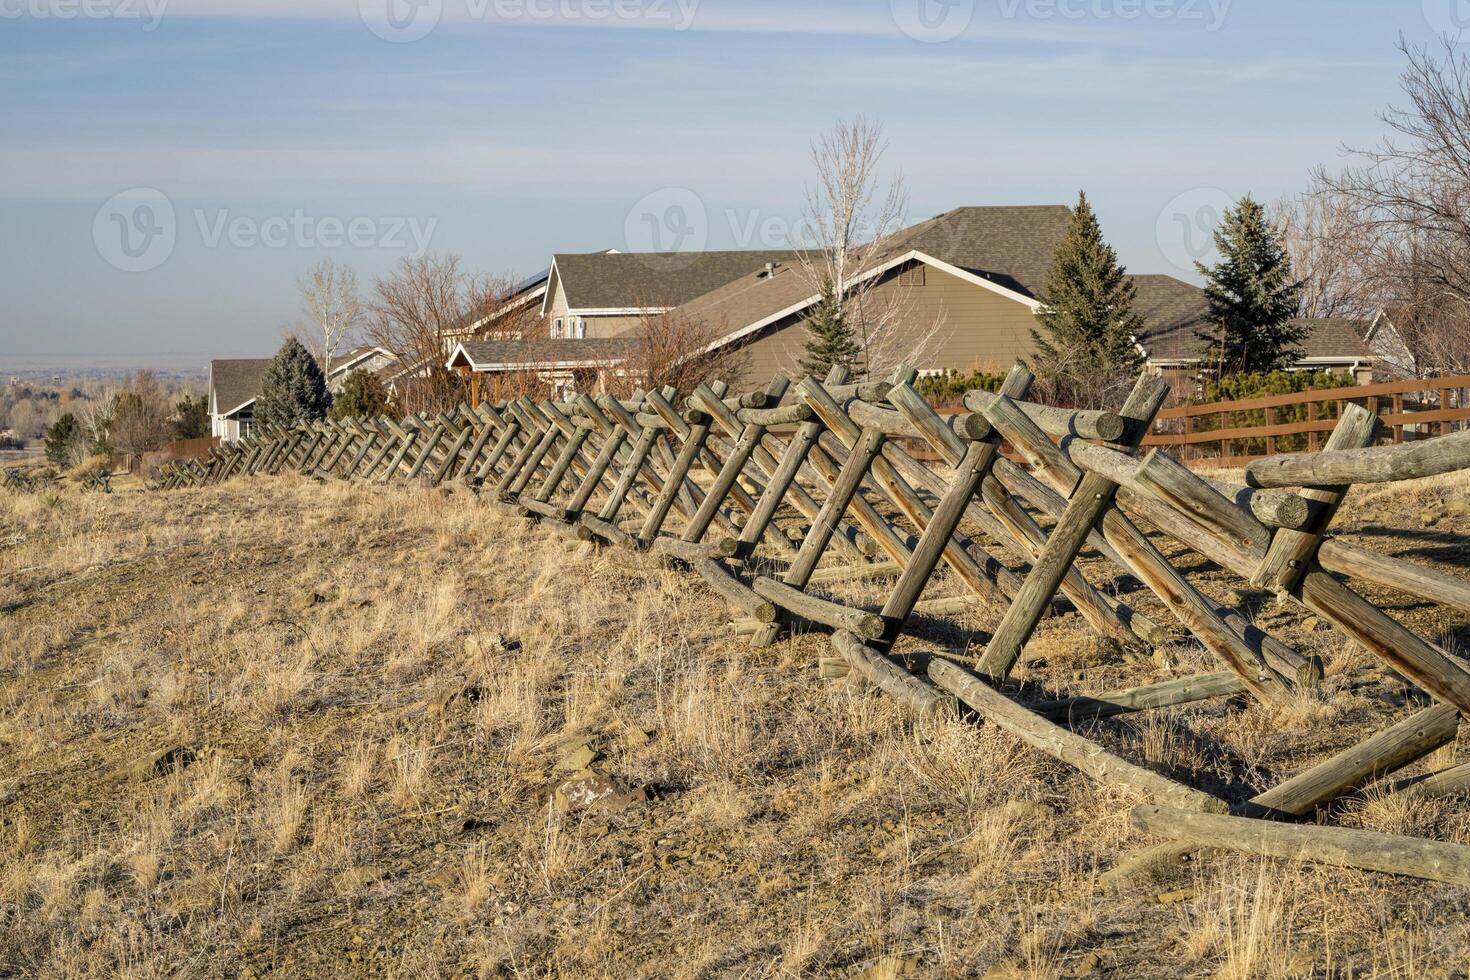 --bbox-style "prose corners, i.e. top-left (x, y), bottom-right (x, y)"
top-left (1146, 373), bottom-right (1470, 464)
top-left (148, 364), bottom-right (1470, 889)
